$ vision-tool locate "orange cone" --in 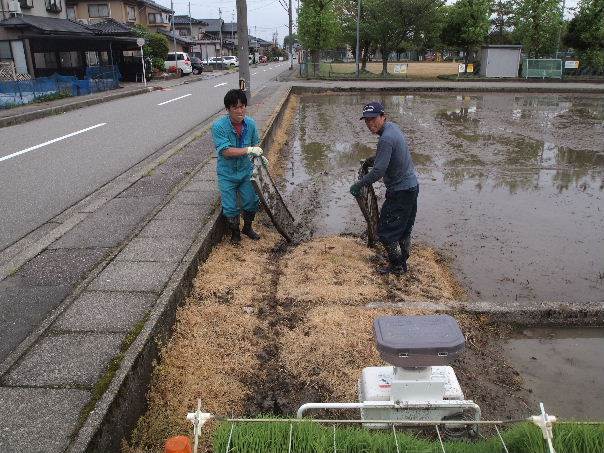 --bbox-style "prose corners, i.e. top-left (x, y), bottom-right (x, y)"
top-left (164, 435), bottom-right (192, 453)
